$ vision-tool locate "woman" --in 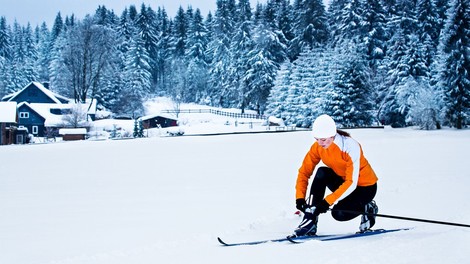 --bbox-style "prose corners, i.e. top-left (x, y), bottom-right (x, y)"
top-left (293, 114), bottom-right (379, 237)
